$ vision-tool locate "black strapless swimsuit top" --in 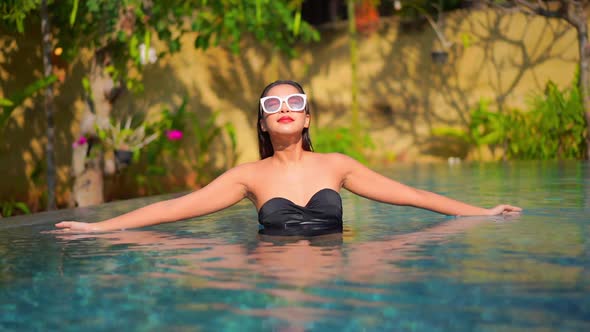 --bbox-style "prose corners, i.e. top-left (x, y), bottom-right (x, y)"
top-left (258, 188), bottom-right (343, 236)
